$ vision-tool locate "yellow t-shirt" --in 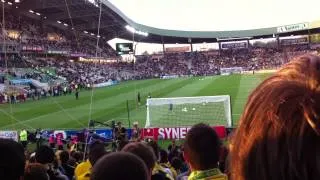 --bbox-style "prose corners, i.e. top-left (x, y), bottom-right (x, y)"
top-left (188, 168), bottom-right (228, 180)
top-left (160, 162), bottom-right (178, 179)
top-left (75, 160), bottom-right (91, 179)
top-left (153, 163), bottom-right (174, 180)
top-left (77, 170), bottom-right (91, 180)
top-left (20, 130), bottom-right (27, 141)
